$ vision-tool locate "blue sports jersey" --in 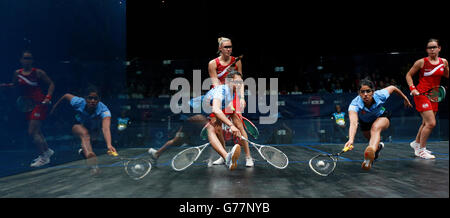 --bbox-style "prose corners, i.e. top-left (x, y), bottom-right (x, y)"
top-left (71, 96), bottom-right (111, 129)
top-left (348, 89), bottom-right (390, 123)
top-left (117, 117), bottom-right (130, 125)
top-left (189, 84), bottom-right (234, 113)
top-left (332, 112), bottom-right (346, 125)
